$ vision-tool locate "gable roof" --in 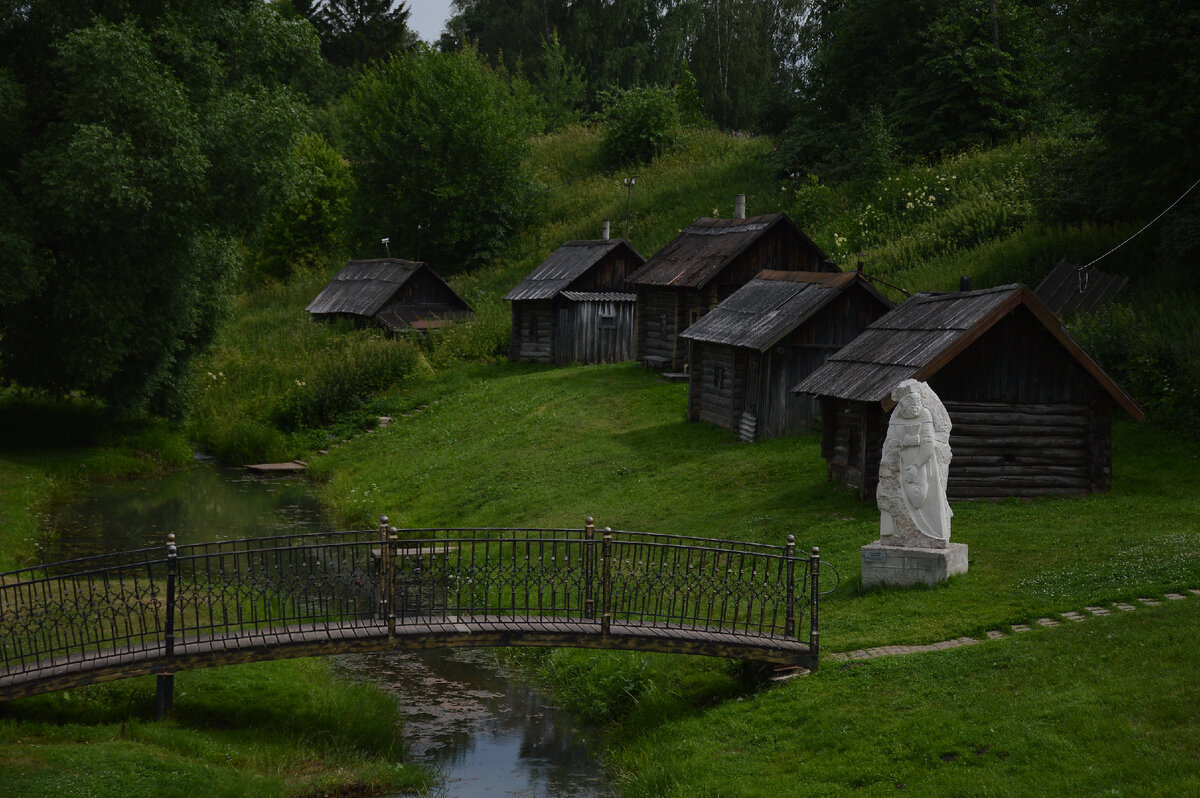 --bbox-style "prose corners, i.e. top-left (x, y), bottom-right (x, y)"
top-left (1034, 259), bottom-right (1128, 315)
top-left (306, 259), bottom-right (466, 317)
top-left (792, 284), bottom-right (1143, 419)
top-left (628, 213), bottom-right (833, 289)
top-left (504, 239), bottom-right (644, 302)
top-left (679, 271), bottom-right (893, 352)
